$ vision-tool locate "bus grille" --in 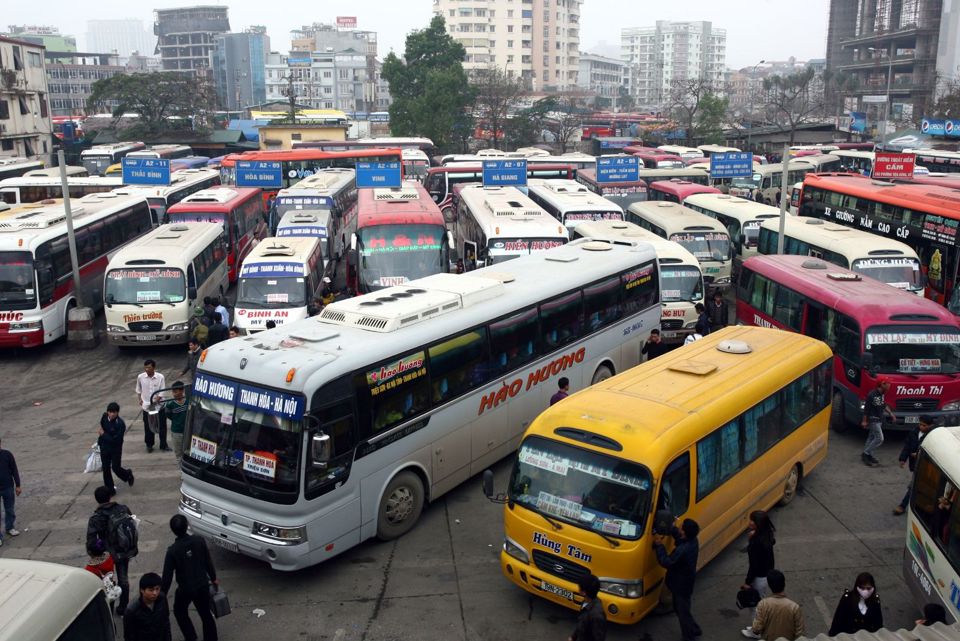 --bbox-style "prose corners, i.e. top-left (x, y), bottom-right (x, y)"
top-left (895, 398), bottom-right (939, 412)
top-left (661, 319), bottom-right (684, 330)
top-left (129, 321), bottom-right (163, 332)
top-left (532, 550), bottom-right (590, 583)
